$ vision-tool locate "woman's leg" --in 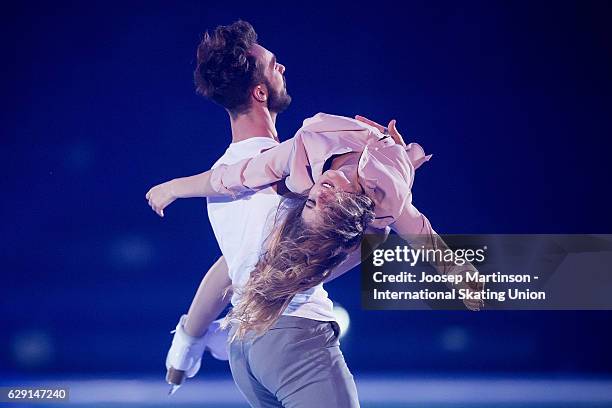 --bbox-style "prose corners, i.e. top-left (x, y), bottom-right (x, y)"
top-left (248, 316), bottom-right (360, 408)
